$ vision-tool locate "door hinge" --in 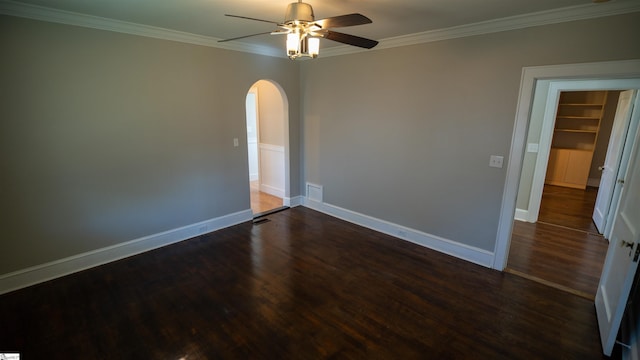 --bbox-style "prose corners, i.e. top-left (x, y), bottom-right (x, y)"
top-left (634, 244), bottom-right (640, 262)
